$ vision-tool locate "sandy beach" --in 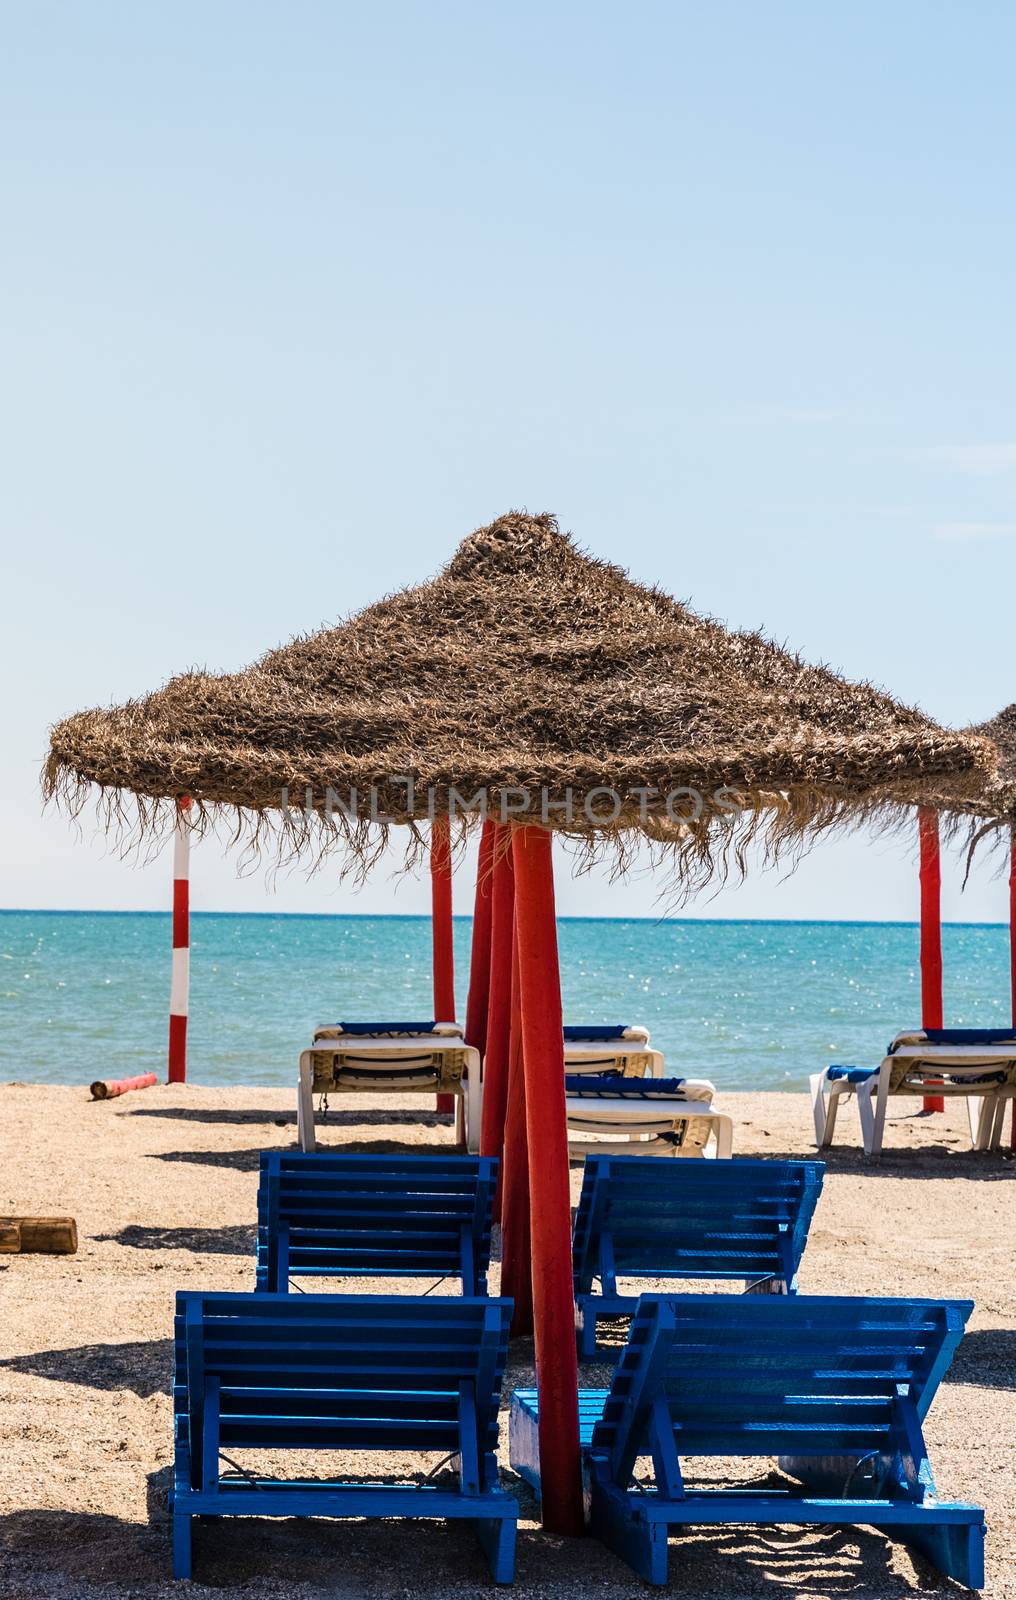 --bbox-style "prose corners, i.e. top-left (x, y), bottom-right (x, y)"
top-left (0, 1084), bottom-right (1012, 1600)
